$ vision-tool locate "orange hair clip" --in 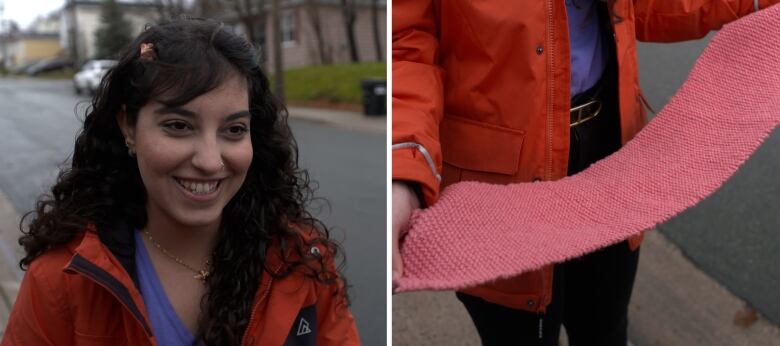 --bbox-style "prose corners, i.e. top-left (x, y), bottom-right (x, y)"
top-left (139, 43), bottom-right (156, 60)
